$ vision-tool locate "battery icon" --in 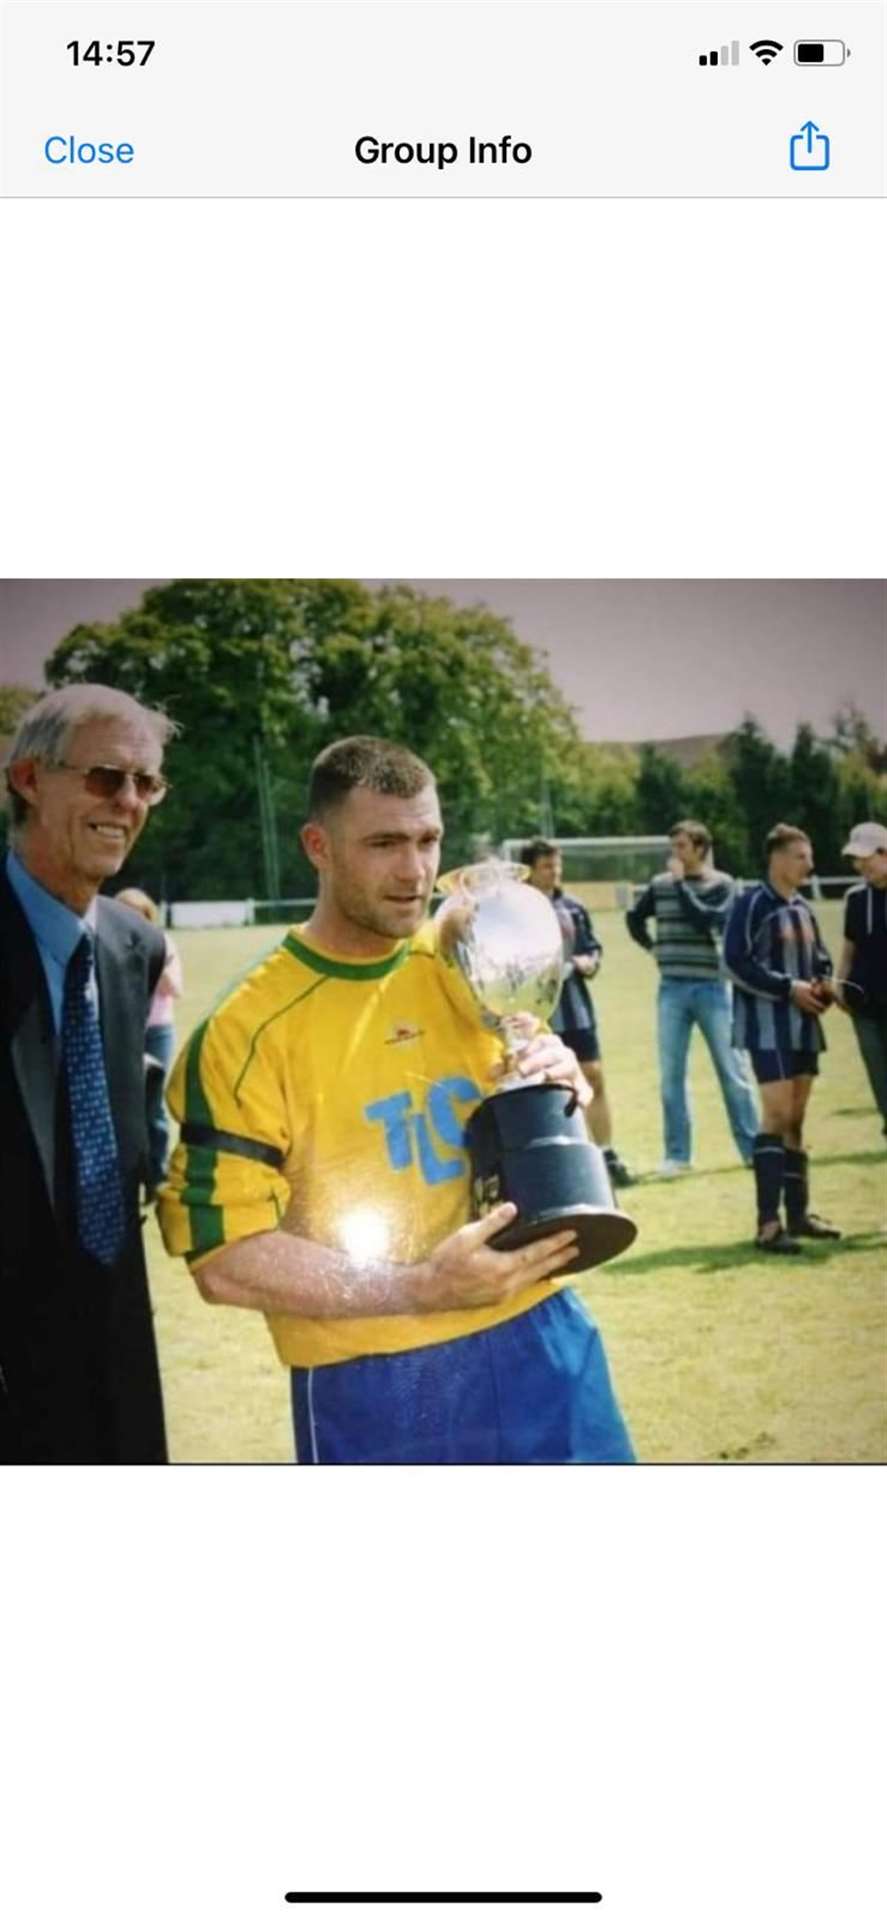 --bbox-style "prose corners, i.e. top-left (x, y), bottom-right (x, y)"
top-left (794, 40), bottom-right (849, 65)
